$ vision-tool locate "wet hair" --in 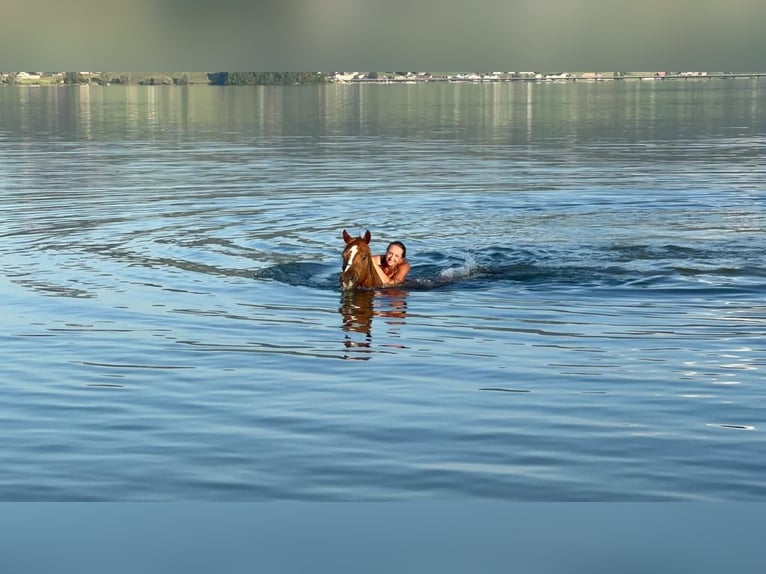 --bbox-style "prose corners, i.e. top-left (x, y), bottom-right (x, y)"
top-left (387, 241), bottom-right (406, 258)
